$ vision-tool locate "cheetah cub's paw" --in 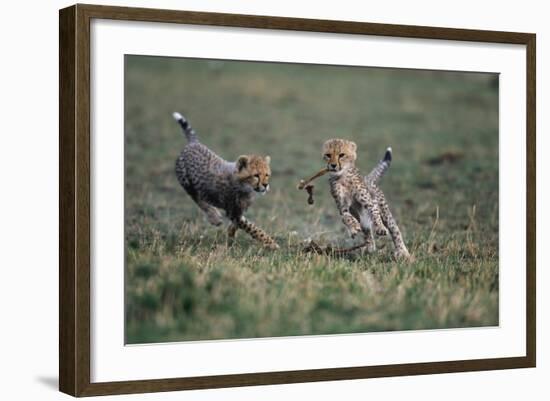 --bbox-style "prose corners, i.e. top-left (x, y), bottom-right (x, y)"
top-left (374, 225), bottom-right (388, 237)
top-left (349, 225), bottom-right (362, 239)
top-left (394, 247), bottom-right (413, 262)
top-left (266, 242), bottom-right (280, 250)
top-left (207, 214), bottom-right (224, 226)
